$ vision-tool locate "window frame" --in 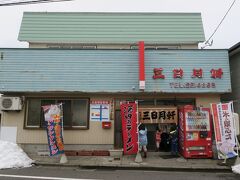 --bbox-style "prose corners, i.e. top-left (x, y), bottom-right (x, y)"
top-left (24, 97), bottom-right (89, 130)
